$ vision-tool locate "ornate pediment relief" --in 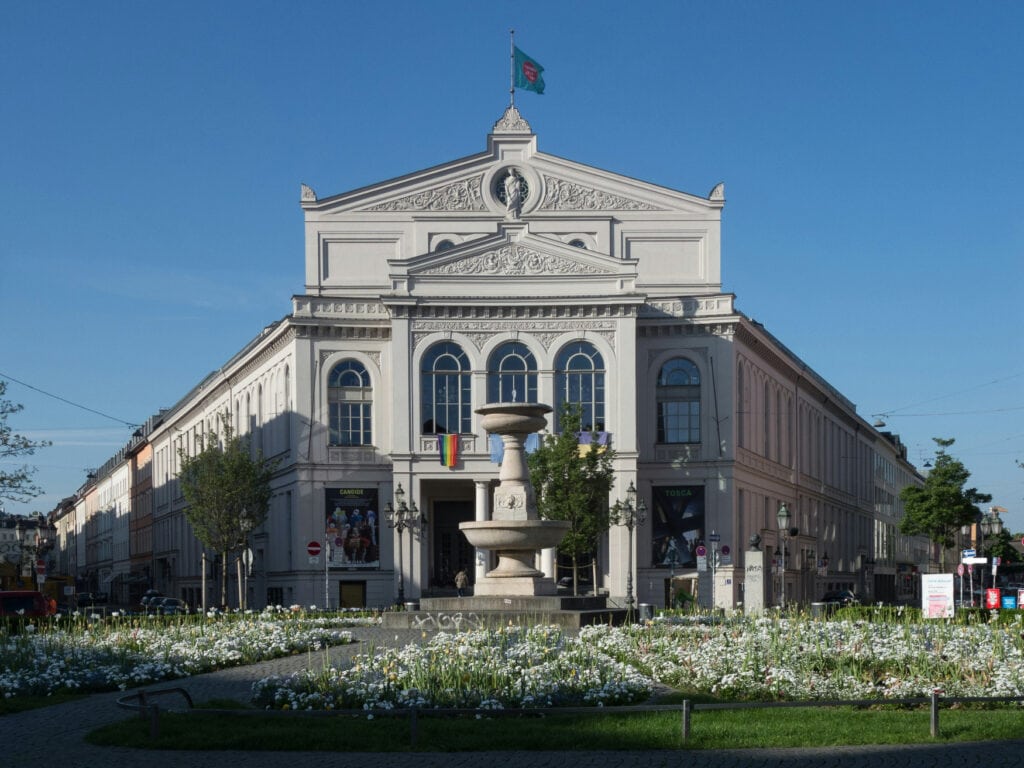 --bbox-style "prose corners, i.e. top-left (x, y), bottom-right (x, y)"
top-left (539, 175), bottom-right (662, 211)
top-left (362, 176), bottom-right (487, 212)
top-left (419, 243), bottom-right (609, 276)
